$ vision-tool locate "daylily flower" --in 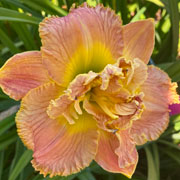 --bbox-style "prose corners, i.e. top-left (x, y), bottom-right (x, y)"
top-left (0, 3), bottom-right (179, 178)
